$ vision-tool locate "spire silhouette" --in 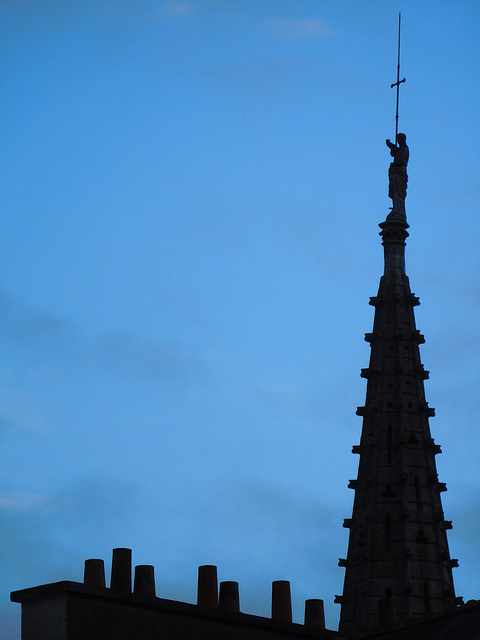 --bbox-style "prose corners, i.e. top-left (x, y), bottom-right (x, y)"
top-left (337, 141), bottom-right (459, 635)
